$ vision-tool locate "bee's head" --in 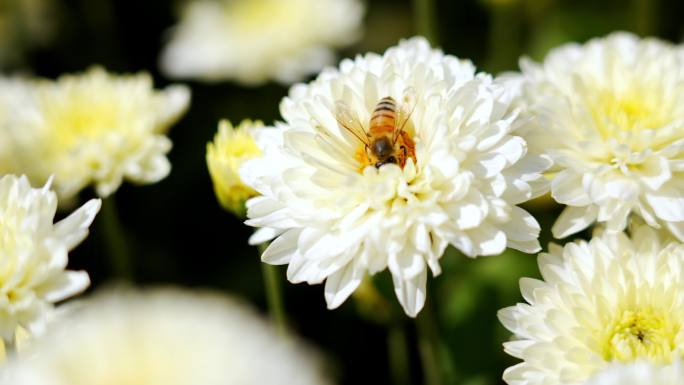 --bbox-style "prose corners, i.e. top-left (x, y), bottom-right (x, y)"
top-left (372, 137), bottom-right (394, 160)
